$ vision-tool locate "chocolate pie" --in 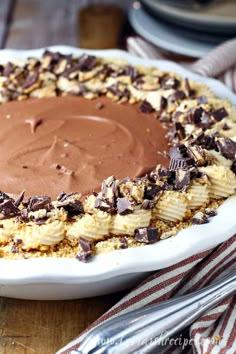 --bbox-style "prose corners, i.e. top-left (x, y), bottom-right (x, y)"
top-left (0, 51), bottom-right (235, 261)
